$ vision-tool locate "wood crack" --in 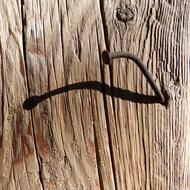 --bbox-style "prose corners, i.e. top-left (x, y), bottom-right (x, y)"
top-left (21, 1), bottom-right (45, 189)
top-left (90, 92), bottom-right (104, 190)
top-left (98, 0), bottom-right (116, 117)
top-left (96, 21), bottom-right (117, 189)
top-left (99, 0), bottom-right (109, 50)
